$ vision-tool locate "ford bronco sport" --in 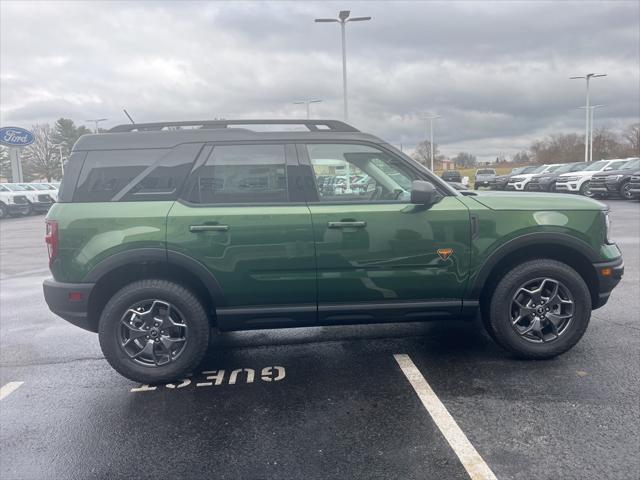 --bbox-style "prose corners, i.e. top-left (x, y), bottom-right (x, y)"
top-left (43, 120), bottom-right (624, 383)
